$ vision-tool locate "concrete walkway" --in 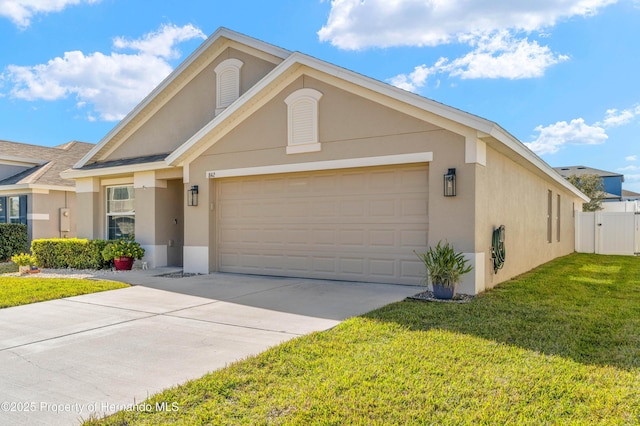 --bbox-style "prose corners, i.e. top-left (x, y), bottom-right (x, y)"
top-left (0, 270), bottom-right (421, 425)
